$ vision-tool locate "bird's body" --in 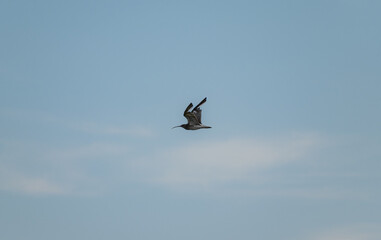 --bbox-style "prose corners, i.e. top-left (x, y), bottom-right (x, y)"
top-left (179, 123), bottom-right (211, 130)
top-left (173, 97), bottom-right (211, 130)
